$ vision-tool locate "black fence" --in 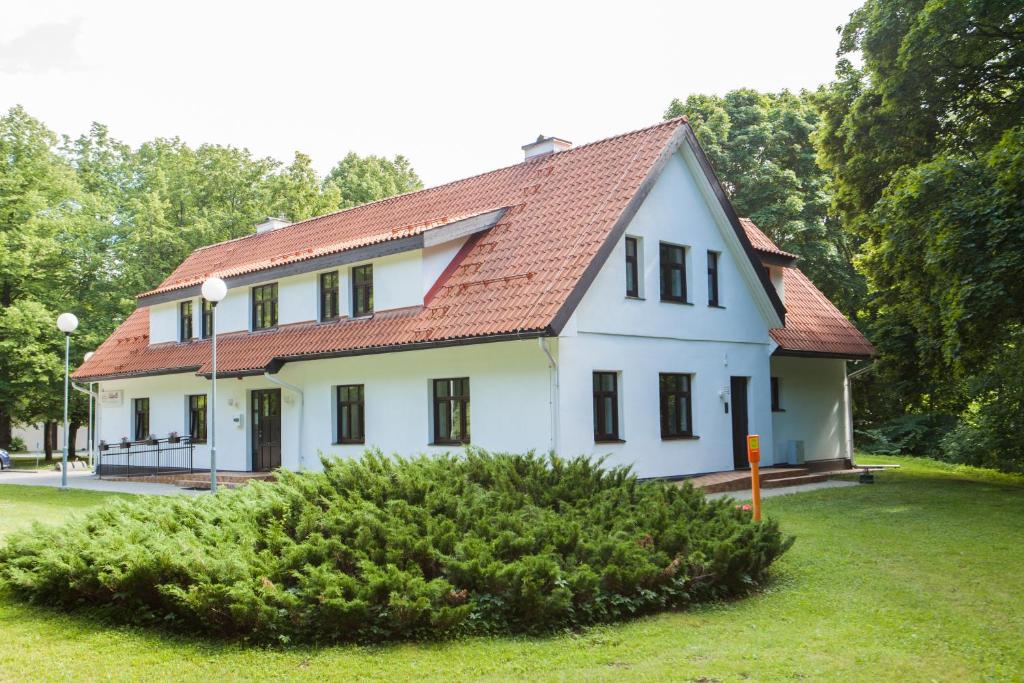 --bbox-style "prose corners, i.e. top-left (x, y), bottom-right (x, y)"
top-left (96, 436), bottom-right (194, 478)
